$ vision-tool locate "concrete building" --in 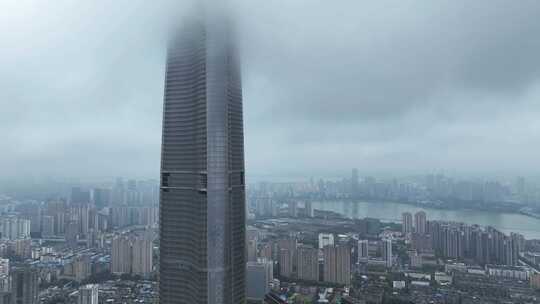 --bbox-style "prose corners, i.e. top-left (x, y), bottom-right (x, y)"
top-left (41, 215), bottom-right (55, 237)
top-left (246, 259), bottom-right (273, 301)
top-left (383, 239), bottom-right (393, 268)
top-left (358, 240), bottom-right (369, 263)
top-left (0, 217), bottom-right (30, 240)
top-left (402, 212), bottom-right (413, 235)
top-left (78, 284), bottom-right (98, 304)
top-left (323, 245), bottom-right (351, 285)
top-left (297, 246), bottom-right (319, 282)
top-left (111, 235), bottom-right (132, 274)
top-left (131, 236), bottom-right (153, 276)
top-left (10, 266), bottom-right (38, 304)
top-left (414, 211), bottom-right (427, 235)
top-left (319, 233), bottom-right (334, 249)
top-left (279, 249), bottom-right (293, 278)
